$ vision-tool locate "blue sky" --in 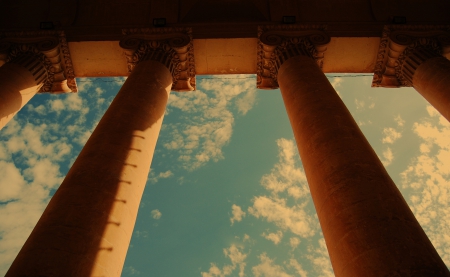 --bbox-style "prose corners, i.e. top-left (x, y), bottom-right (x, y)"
top-left (1, 74), bottom-right (449, 276)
